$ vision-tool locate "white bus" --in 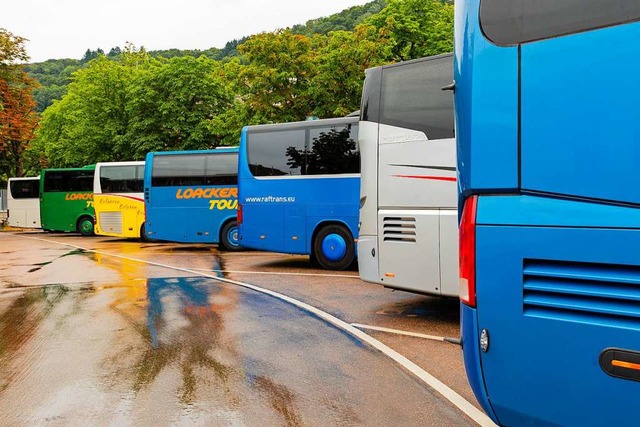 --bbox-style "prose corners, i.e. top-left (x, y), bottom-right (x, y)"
top-left (7, 176), bottom-right (41, 228)
top-left (357, 54), bottom-right (458, 296)
top-left (93, 161), bottom-right (145, 239)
